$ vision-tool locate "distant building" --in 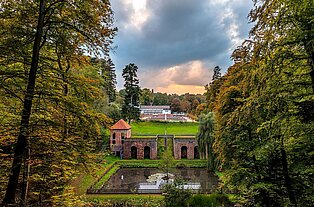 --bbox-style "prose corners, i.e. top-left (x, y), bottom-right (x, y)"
top-left (140, 105), bottom-right (171, 115)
